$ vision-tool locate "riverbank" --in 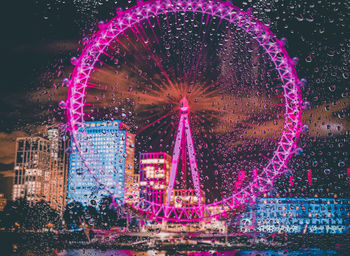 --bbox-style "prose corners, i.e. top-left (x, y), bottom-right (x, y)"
top-left (1, 231), bottom-right (349, 255)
